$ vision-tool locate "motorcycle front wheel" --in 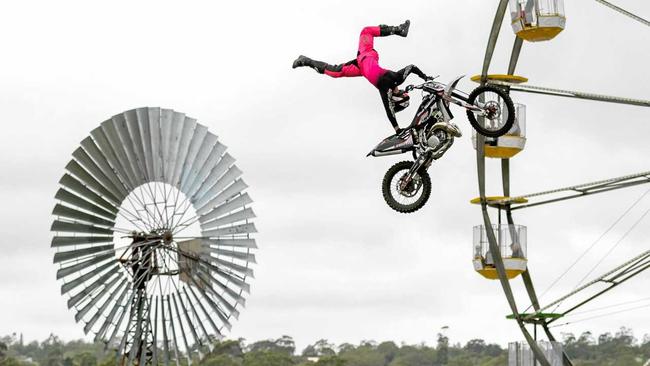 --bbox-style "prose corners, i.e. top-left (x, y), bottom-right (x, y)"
top-left (382, 161), bottom-right (432, 213)
top-left (466, 85), bottom-right (515, 138)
